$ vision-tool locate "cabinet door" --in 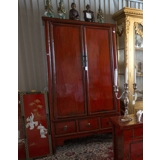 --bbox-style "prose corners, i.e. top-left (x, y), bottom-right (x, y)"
top-left (51, 23), bottom-right (86, 118)
top-left (84, 26), bottom-right (115, 114)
